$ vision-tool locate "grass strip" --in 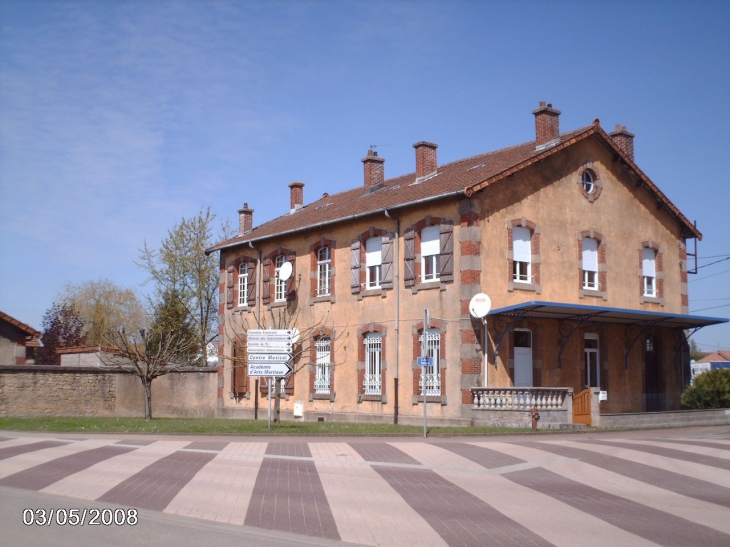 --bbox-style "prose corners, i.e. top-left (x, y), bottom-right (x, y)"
top-left (0, 416), bottom-right (540, 436)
